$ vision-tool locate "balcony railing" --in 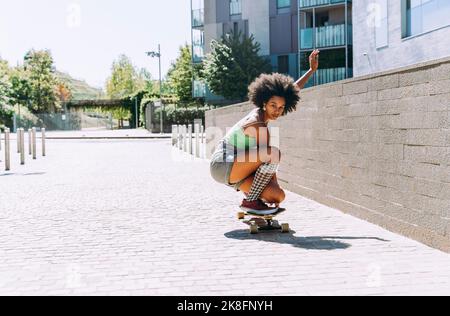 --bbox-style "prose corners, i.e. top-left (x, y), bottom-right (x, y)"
top-left (316, 24), bottom-right (351, 47)
top-left (193, 45), bottom-right (204, 63)
top-left (301, 67), bottom-right (351, 87)
top-left (192, 9), bottom-right (204, 28)
top-left (230, 0), bottom-right (242, 15)
top-left (316, 67), bottom-right (348, 85)
top-left (193, 80), bottom-right (206, 98)
top-left (300, 24), bottom-right (352, 49)
top-left (299, 0), bottom-right (349, 8)
top-left (192, 28), bottom-right (204, 63)
top-left (300, 28), bottom-right (314, 49)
